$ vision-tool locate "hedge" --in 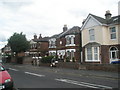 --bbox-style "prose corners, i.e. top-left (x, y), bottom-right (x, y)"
top-left (41, 56), bottom-right (54, 63)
